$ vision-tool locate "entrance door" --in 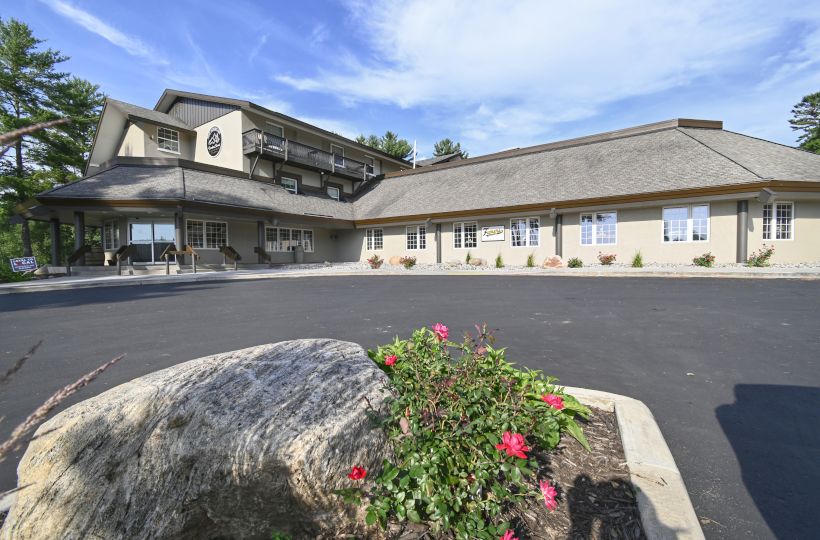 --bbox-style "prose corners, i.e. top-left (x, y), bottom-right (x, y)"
top-left (128, 221), bottom-right (175, 264)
